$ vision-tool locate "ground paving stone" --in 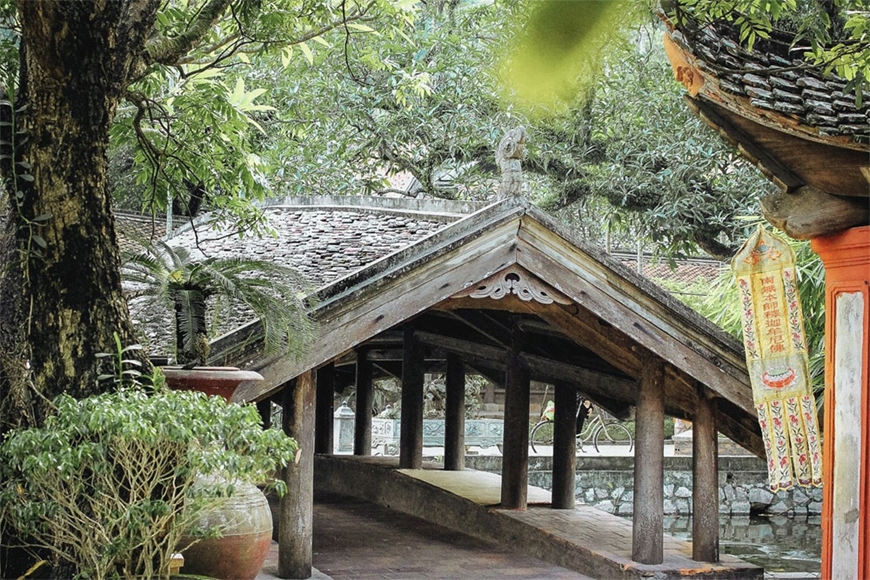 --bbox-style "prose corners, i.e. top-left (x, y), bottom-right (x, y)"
top-left (307, 495), bottom-right (592, 579)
